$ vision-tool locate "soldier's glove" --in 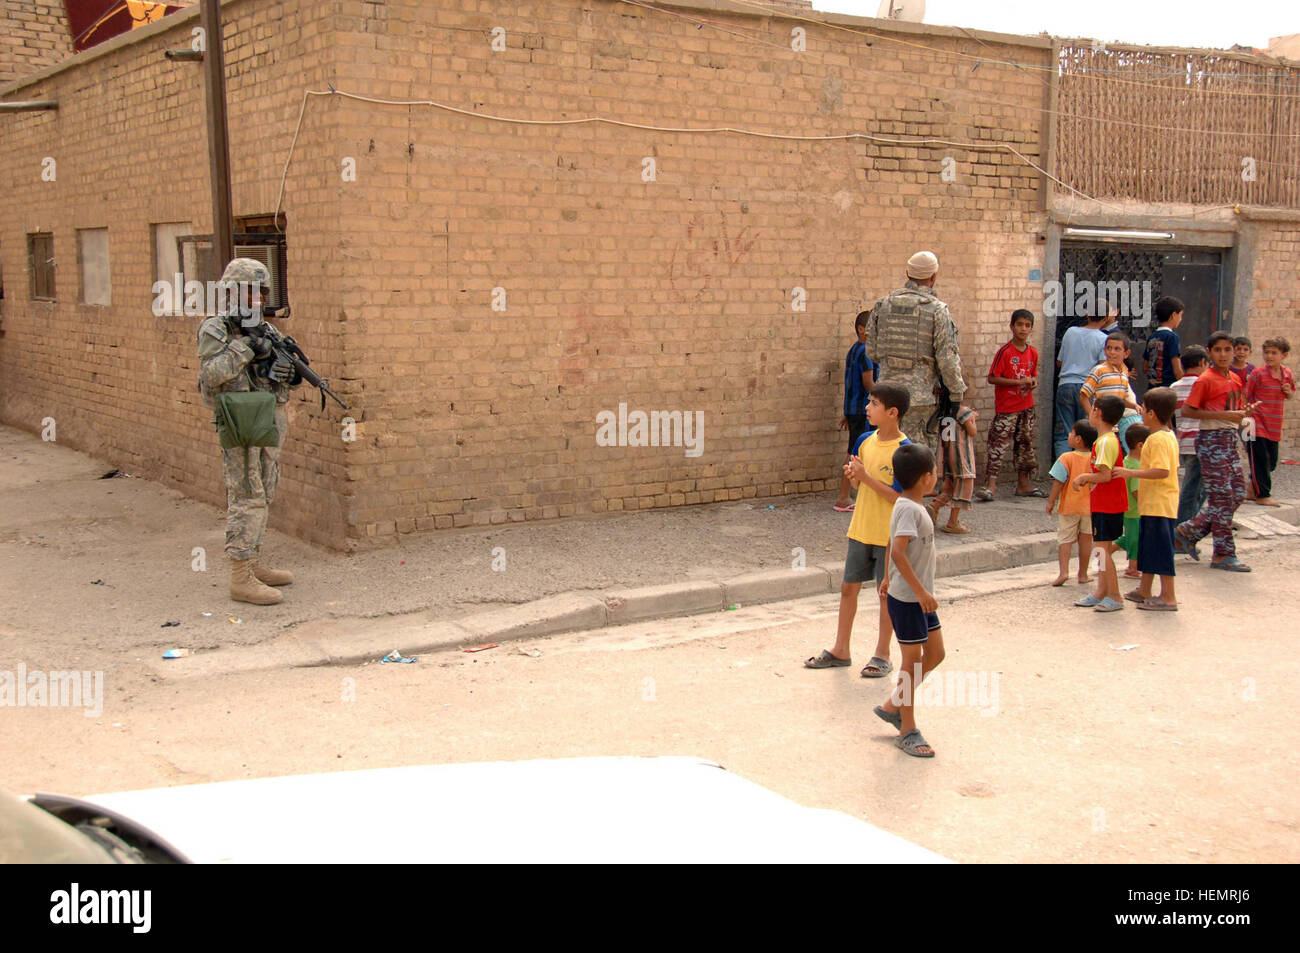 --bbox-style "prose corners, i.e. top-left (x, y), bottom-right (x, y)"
top-left (269, 357), bottom-right (296, 383)
top-left (248, 334), bottom-right (275, 359)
